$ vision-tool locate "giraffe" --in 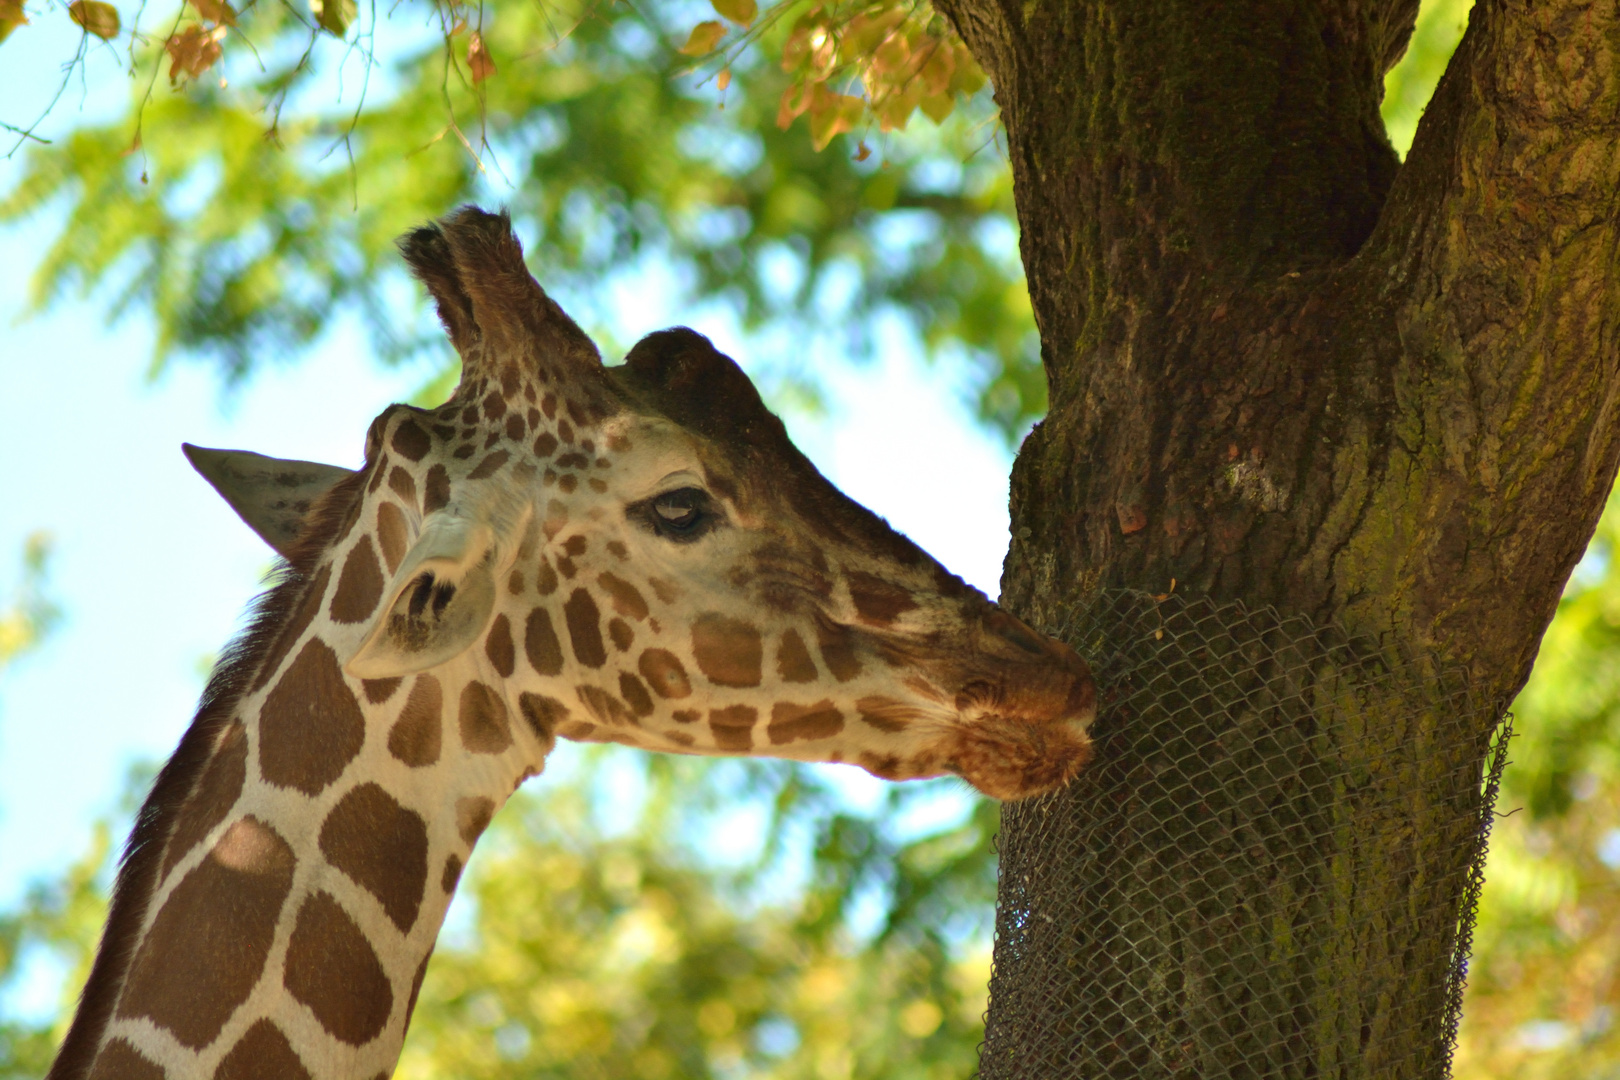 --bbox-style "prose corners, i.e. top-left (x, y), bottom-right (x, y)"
top-left (47, 206), bottom-right (1095, 1080)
